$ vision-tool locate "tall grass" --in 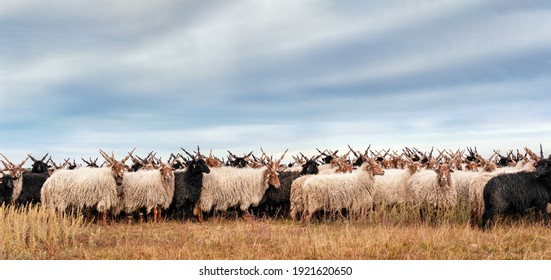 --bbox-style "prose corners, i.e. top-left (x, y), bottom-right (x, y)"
top-left (2, 204), bottom-right (551, 259)
top-left (0, 204), bottom-right (87, 259)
